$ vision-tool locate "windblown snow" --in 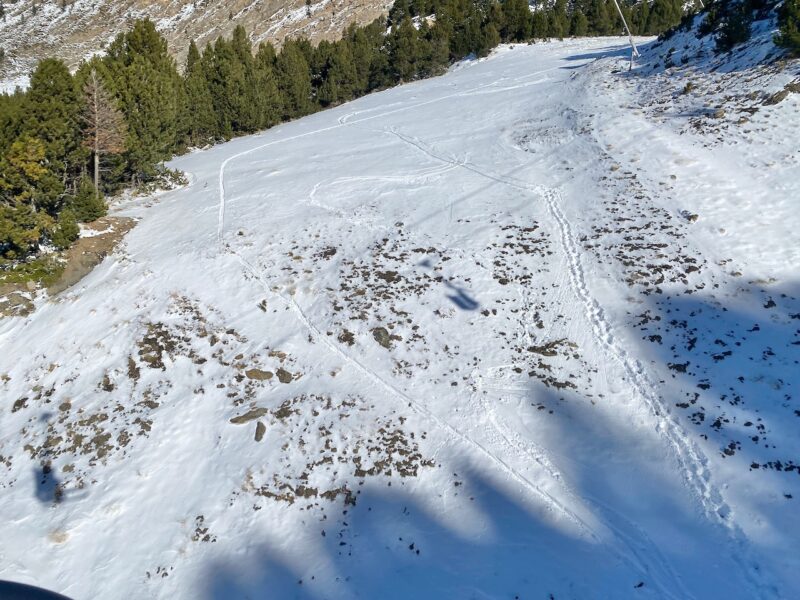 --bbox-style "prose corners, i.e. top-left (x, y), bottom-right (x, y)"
top-left (1, 36), bottom-right (799, 599)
